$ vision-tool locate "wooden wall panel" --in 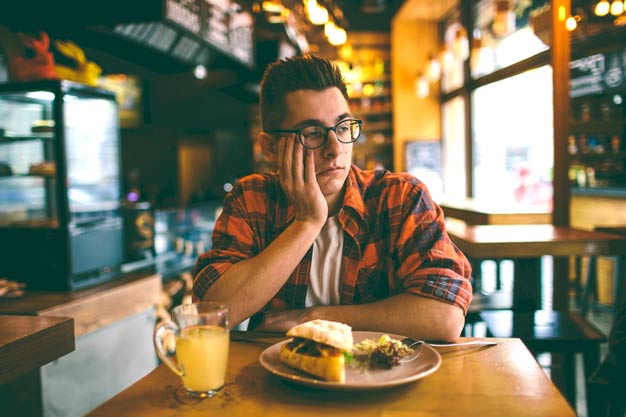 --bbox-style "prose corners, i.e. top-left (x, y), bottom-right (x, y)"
top-left (391, 19), bottom-right (441, 172)
top-left (570, 195), bottom-right (626, 231)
